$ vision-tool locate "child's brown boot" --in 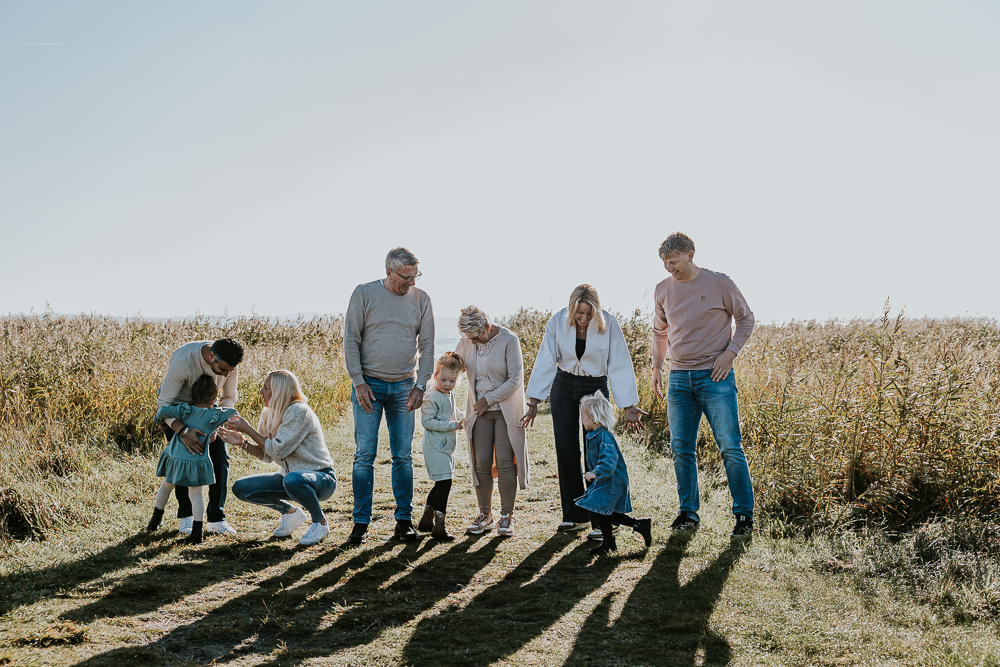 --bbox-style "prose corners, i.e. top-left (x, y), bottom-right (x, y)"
top-left (417, 504), bottom-right (435, 532)
top-left (431, 510), bottom-right (455, 541)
